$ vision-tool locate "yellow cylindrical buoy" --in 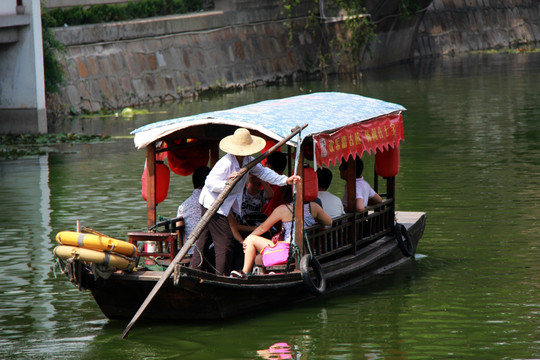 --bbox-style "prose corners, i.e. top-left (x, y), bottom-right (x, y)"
top-left (56, 231), bottom-right (137, 257)
top-left (53, 245), bottom-right (135, 270)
